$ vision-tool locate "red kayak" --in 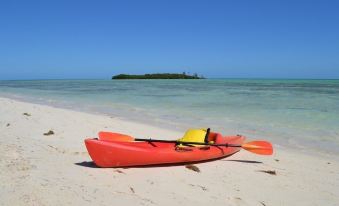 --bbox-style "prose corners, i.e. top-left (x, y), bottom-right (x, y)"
top-left (85, 131), bottom-right (245, 168)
